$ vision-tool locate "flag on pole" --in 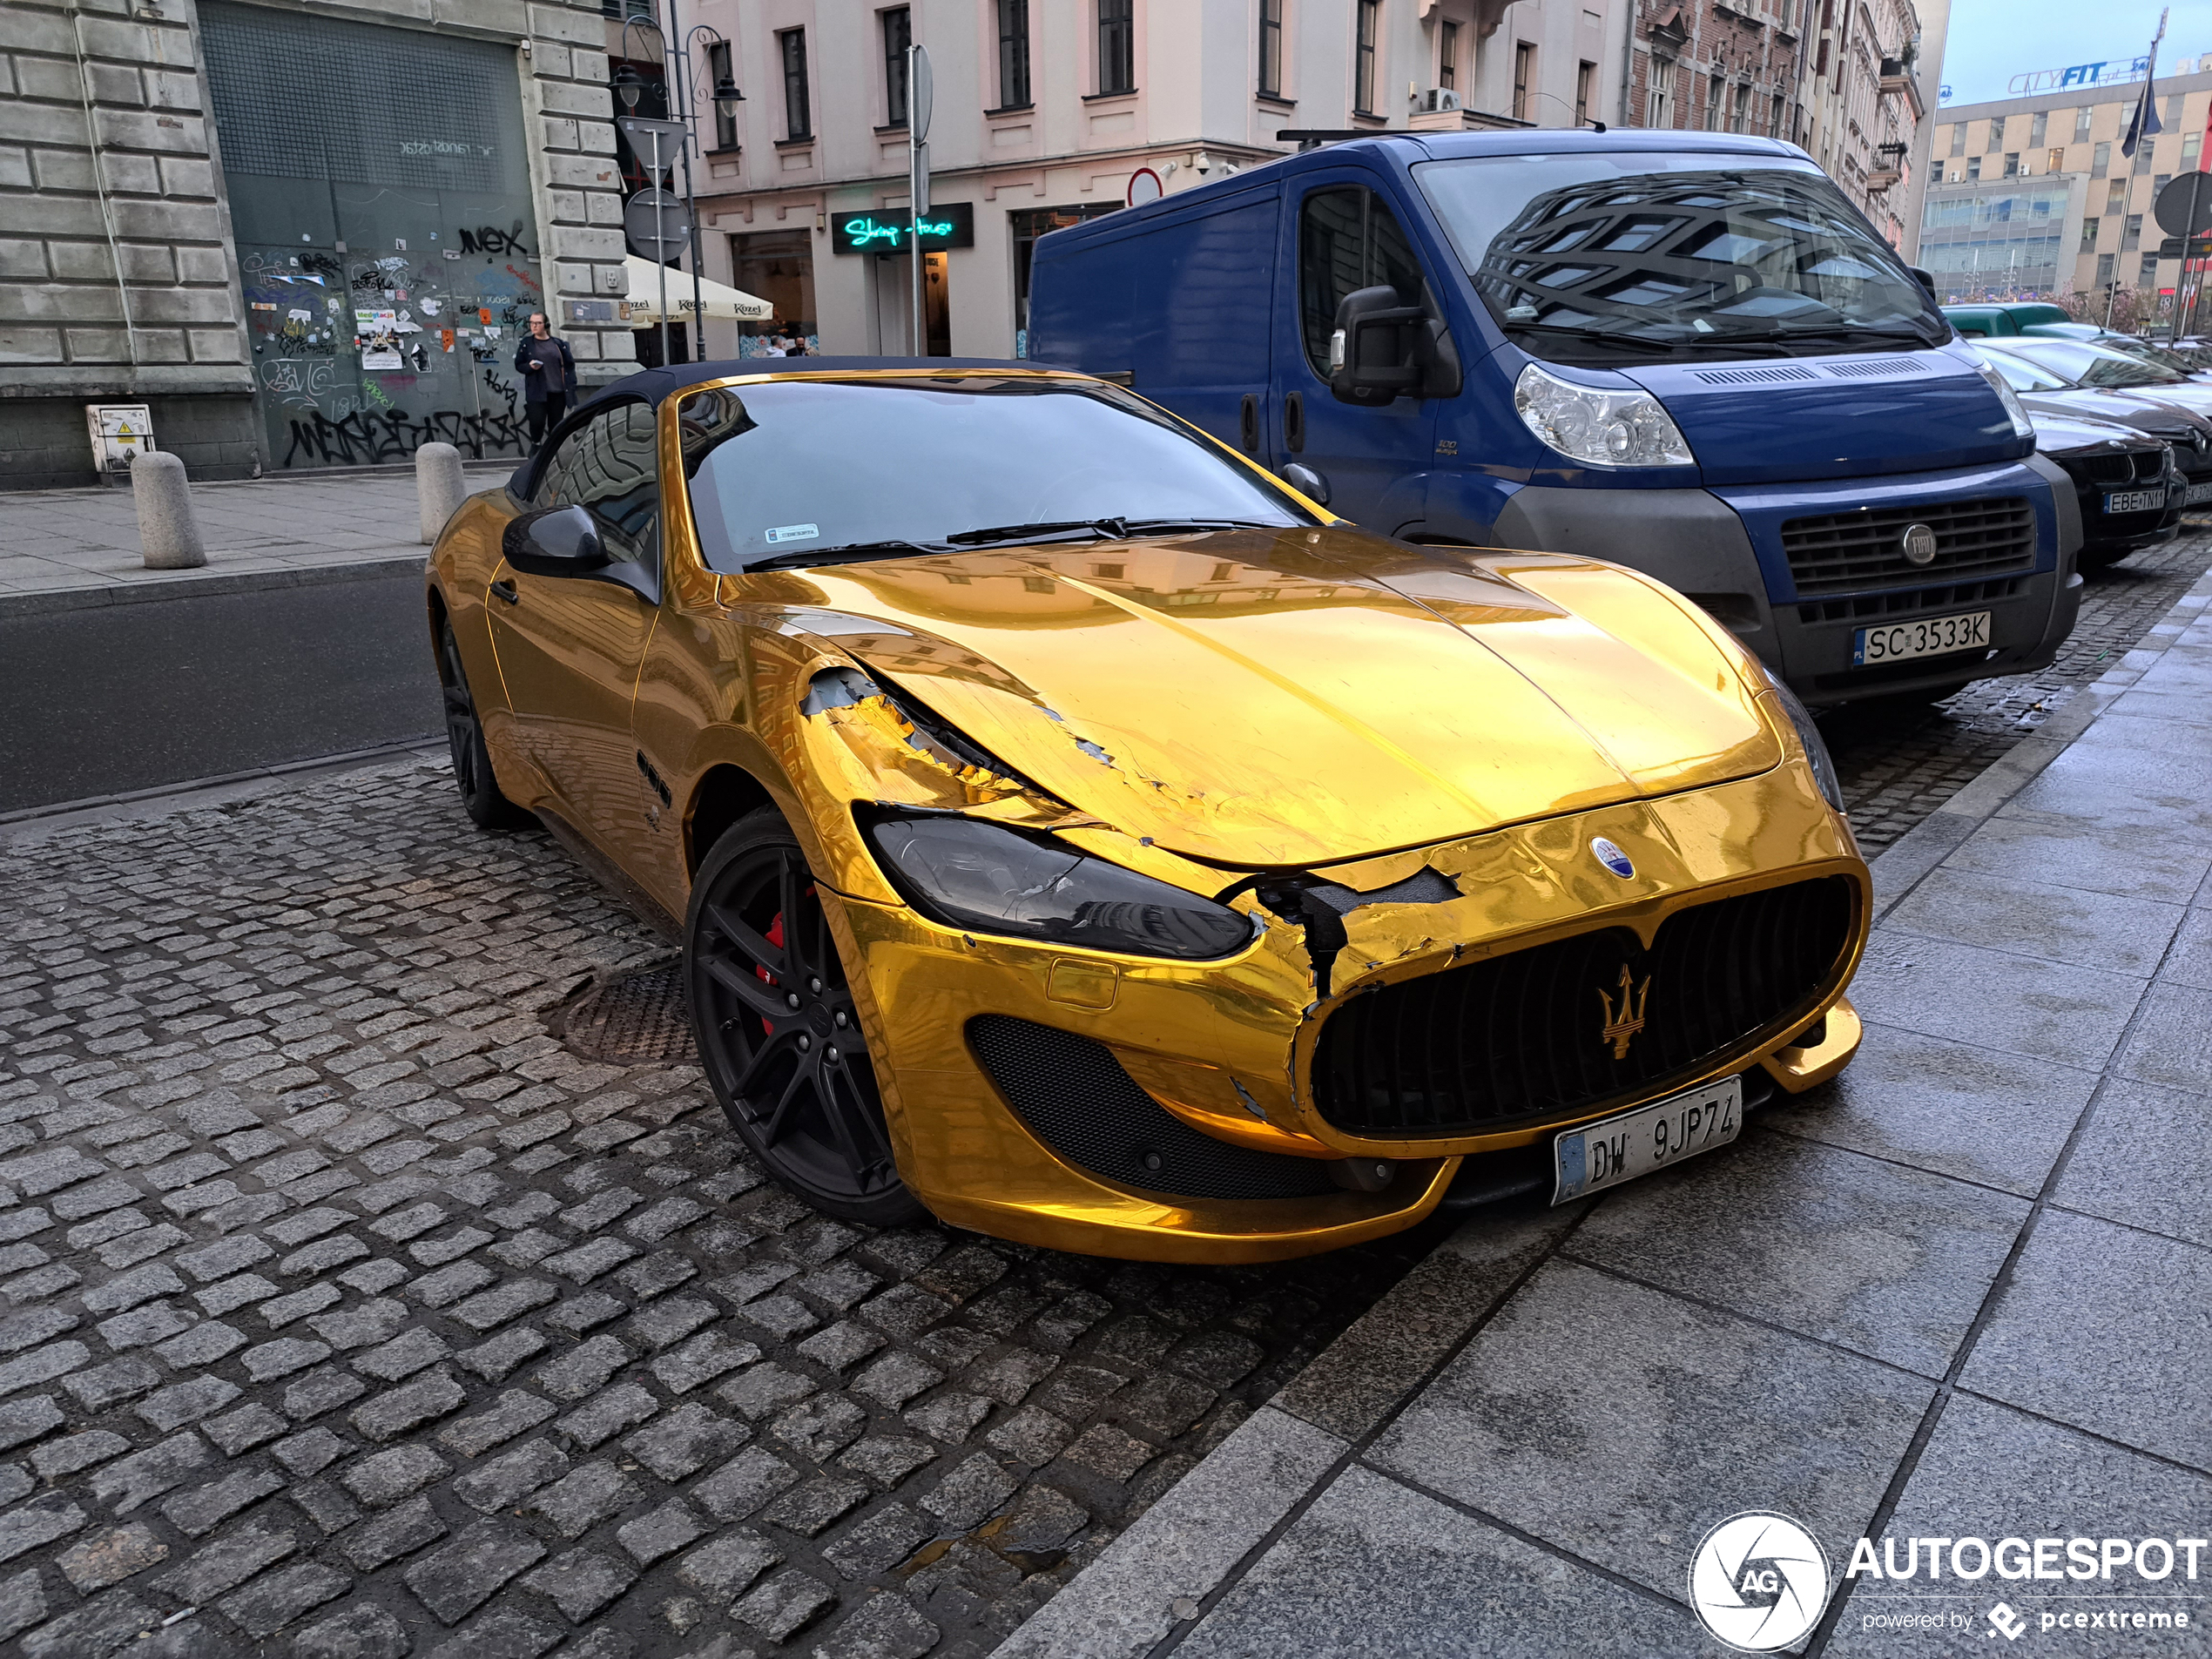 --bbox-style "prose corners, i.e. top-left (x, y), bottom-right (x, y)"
top-left (2123, 6), bottom-right (2170, 158)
